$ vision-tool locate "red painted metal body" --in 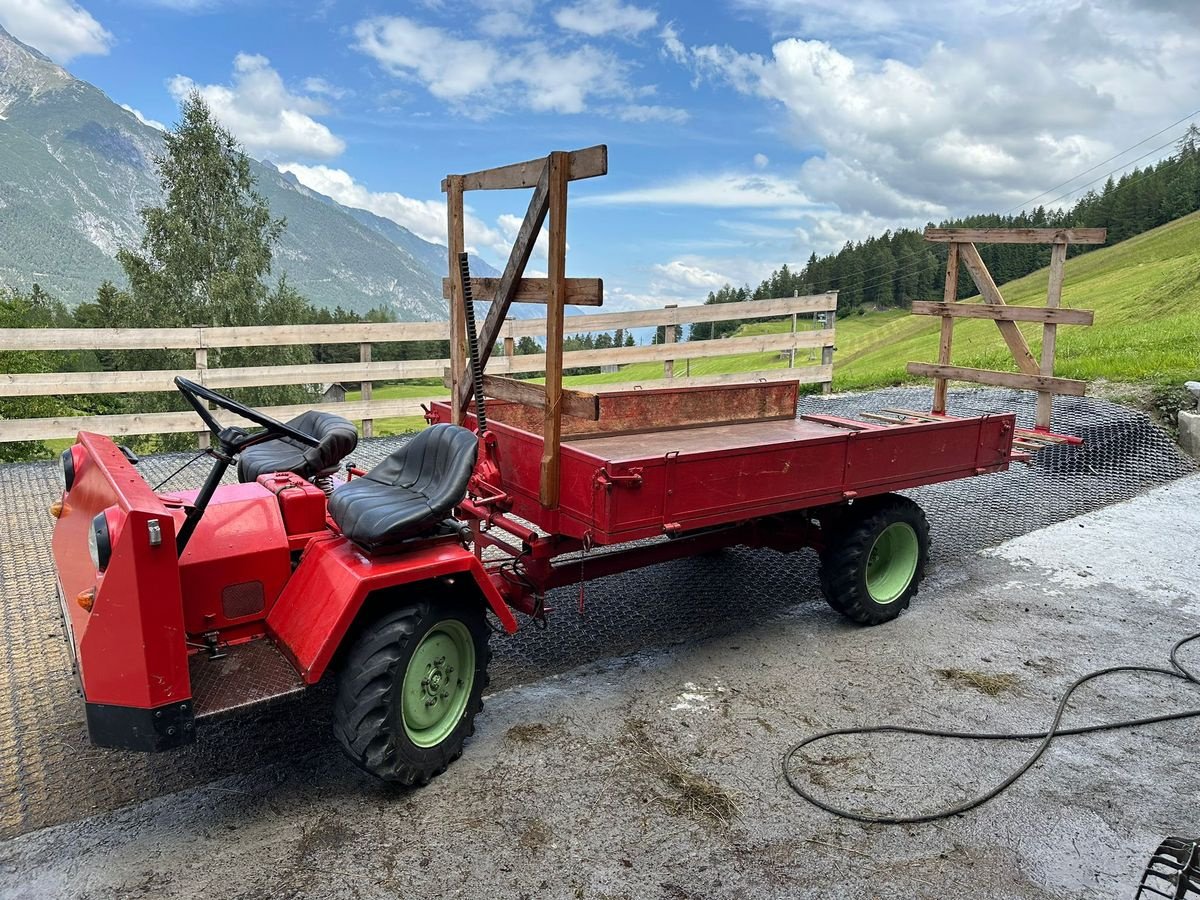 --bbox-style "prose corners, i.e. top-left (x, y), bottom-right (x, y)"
top-left (52, 378), bottom-right (1020, 752)
top-left (428, 386), bottom-right (1015, 545)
